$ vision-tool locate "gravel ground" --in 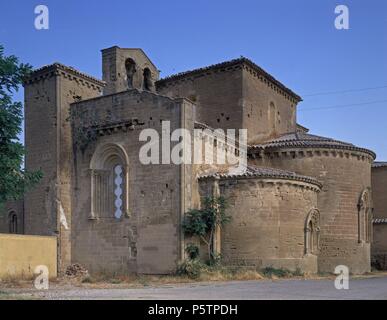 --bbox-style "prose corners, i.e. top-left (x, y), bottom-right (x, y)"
top-left (2, 276), bottom-right (387, 300)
